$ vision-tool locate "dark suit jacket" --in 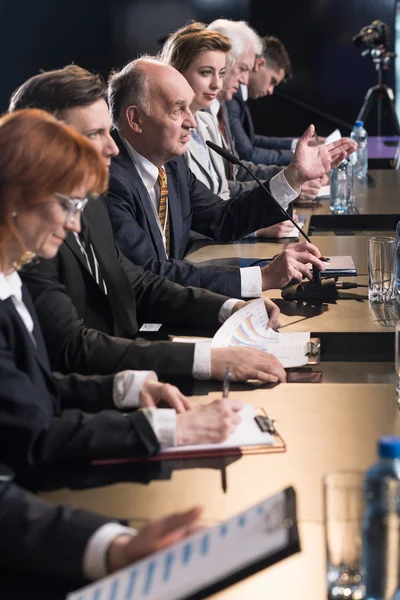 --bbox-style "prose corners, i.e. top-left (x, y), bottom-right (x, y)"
top-left (0, 288), bottom-right (160, 476)
top-left (104, 130), bottom-right (287, 297)
top-left (225, 89), bottom-right (293, 166)
top-left (0, 472), bottom-right (111, 582)
top-left (21, 197), bottom-right (227, 380)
